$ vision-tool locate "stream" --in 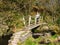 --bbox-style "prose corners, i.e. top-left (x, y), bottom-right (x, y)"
top-left (0, 34), bottom-right (12, 45)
